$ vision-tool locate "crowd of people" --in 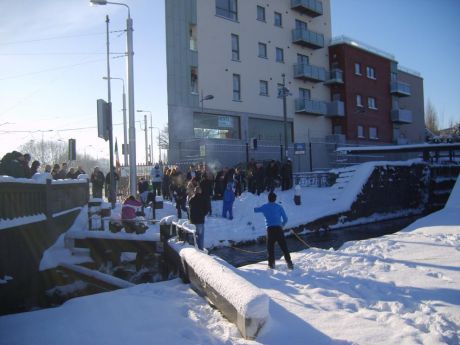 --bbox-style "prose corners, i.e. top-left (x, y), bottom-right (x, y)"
top-left (0, 150), bottom-right (86, 180)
